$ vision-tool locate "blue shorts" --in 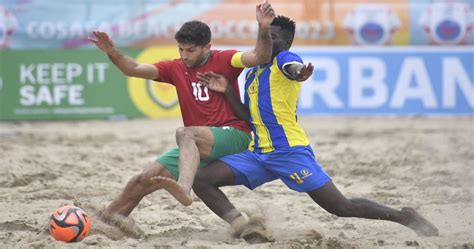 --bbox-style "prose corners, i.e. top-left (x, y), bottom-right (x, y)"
top-left (220, 146), bottom-right (331, 192)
